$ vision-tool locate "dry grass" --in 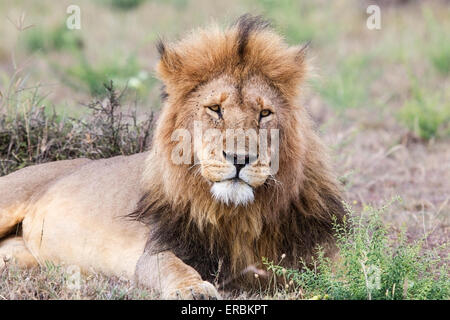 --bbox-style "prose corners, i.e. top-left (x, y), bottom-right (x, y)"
top-left (0, 82), bottom-right (154, 175)
top-left (323, 114), bottom-right (449, 249)
top-left (0, 263), bottom-right (157, 300)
